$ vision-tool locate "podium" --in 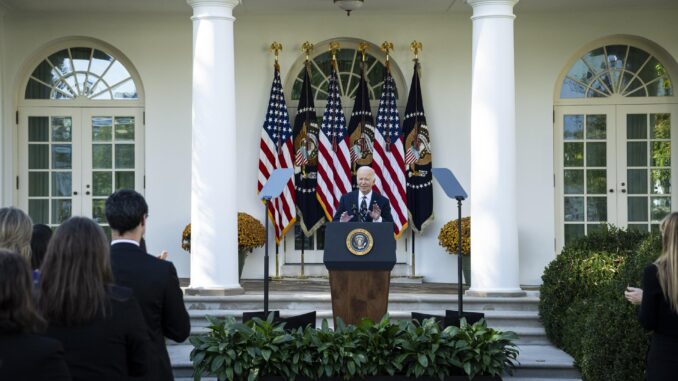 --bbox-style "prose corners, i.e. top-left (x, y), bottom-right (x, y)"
top-left (323, 222), bottom-right (396, 325)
